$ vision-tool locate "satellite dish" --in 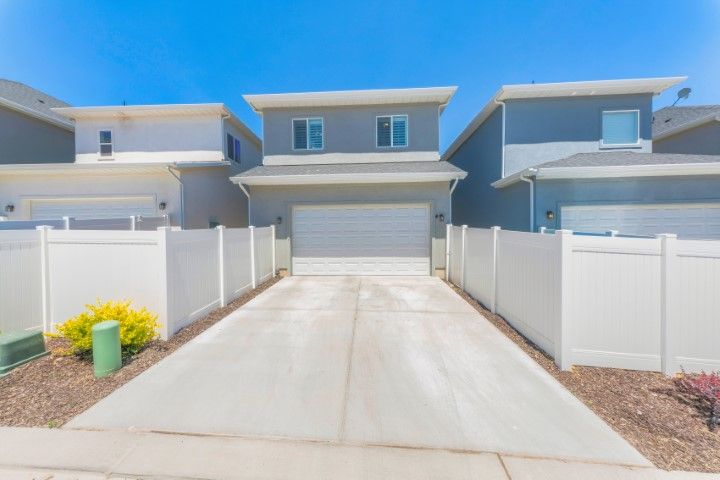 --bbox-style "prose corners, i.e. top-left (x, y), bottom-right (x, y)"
top-left (672, 87), bottom-right (691, 106)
